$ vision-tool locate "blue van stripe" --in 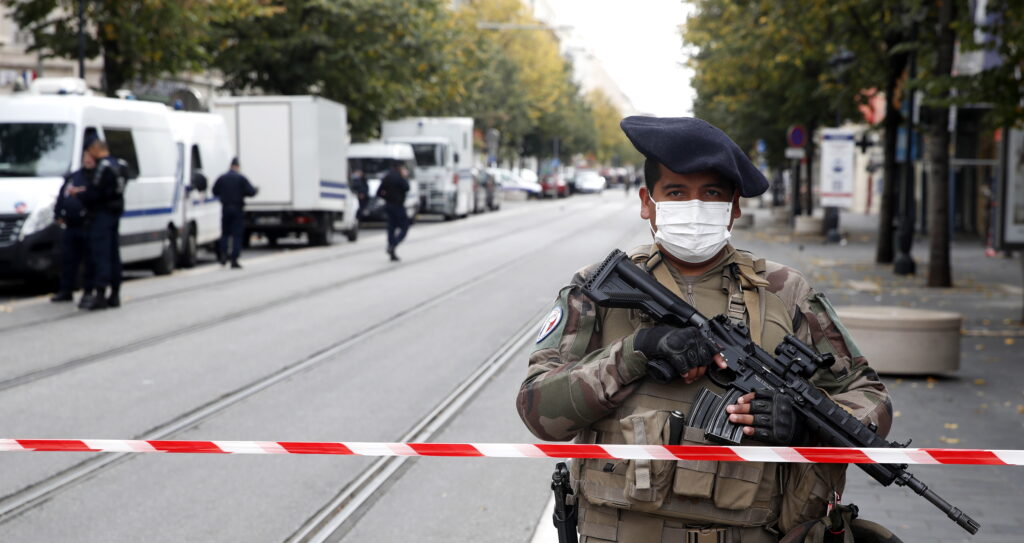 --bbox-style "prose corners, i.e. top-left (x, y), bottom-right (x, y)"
top-left (123, 207), bottom-right (175, 218)
top-left (320, 181), bottom-right (348, 189)
top-left (320, 192), bottom-right (347, 200)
